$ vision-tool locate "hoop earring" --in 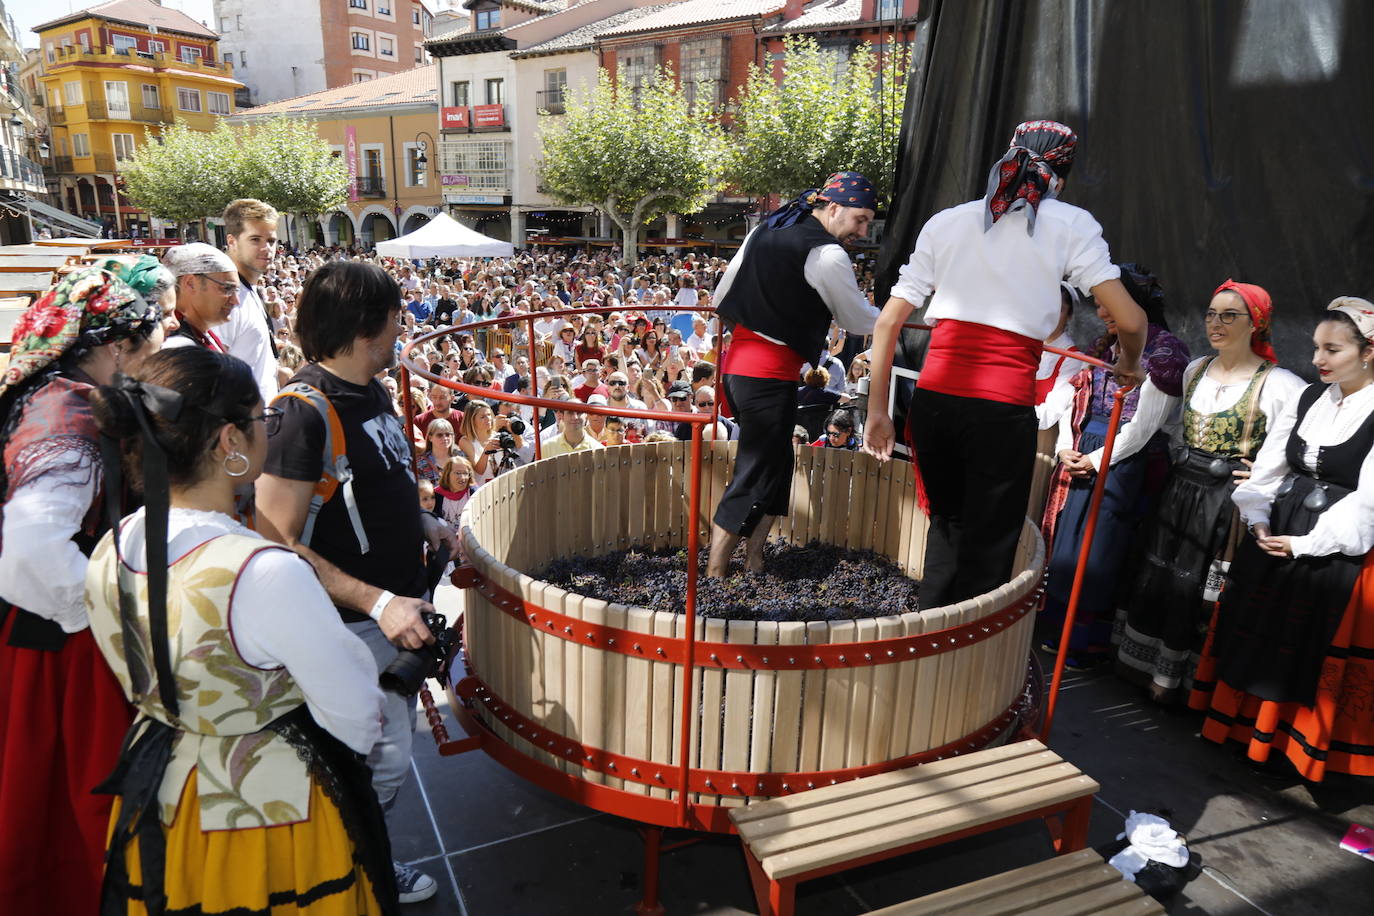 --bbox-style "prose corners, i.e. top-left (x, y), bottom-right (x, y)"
top-left (223, 451), bottom-right (250, 477)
